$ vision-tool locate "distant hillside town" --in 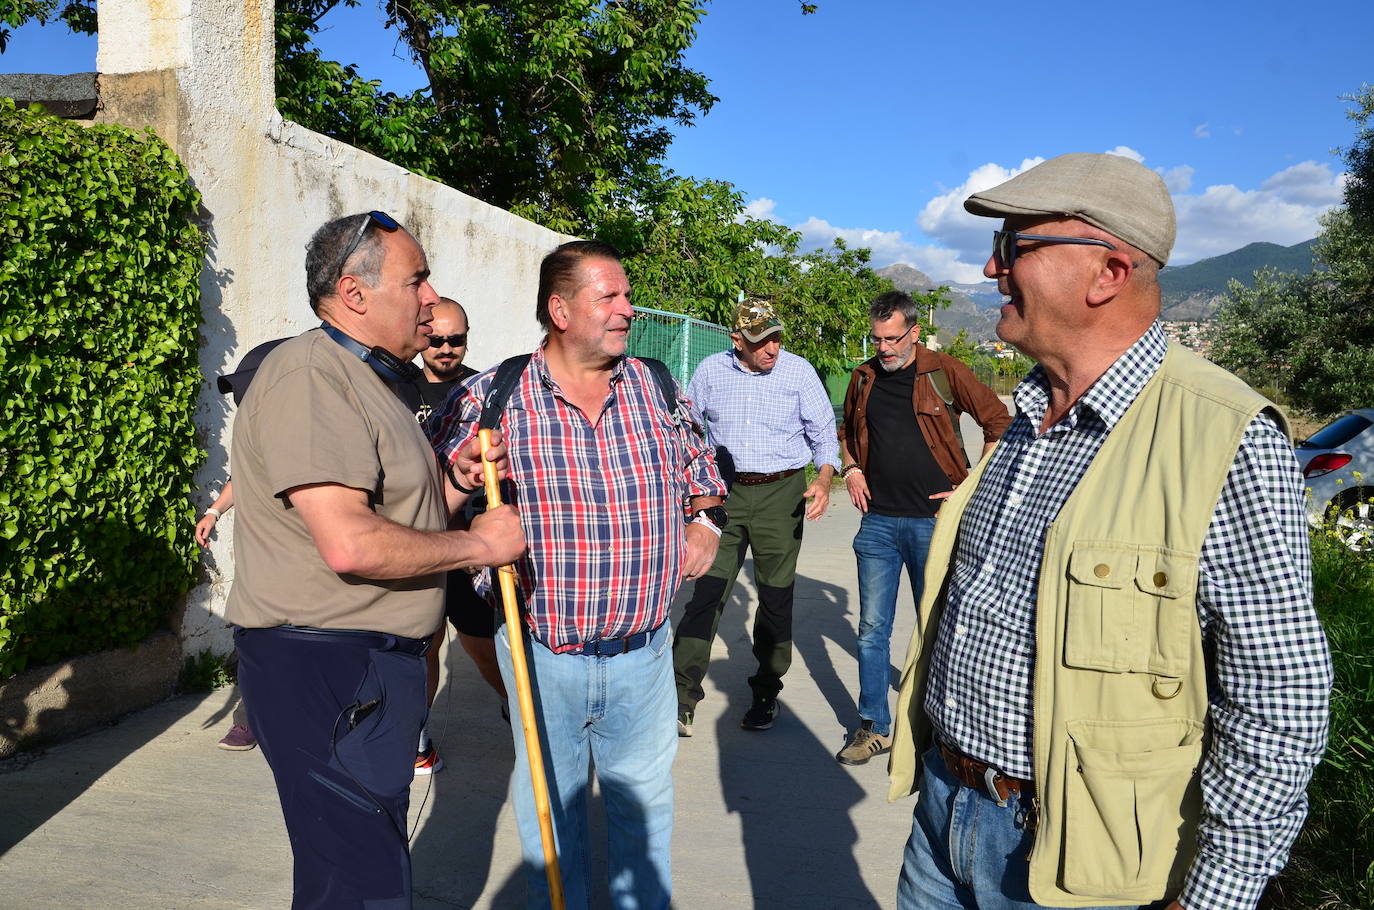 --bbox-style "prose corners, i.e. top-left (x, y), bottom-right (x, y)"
top-left (876, 237), bottom-right (1316, 351)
